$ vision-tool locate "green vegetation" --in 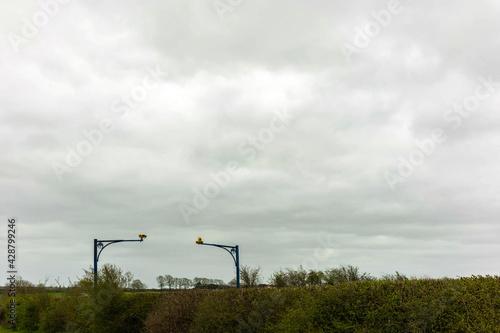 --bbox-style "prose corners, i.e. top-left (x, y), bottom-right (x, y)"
top-left (1, 264), bottom-right (160, 333)
top-left (145, 275), bottom-right (500, 332)
top-left (1, 266), bottom-right (500, 332)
